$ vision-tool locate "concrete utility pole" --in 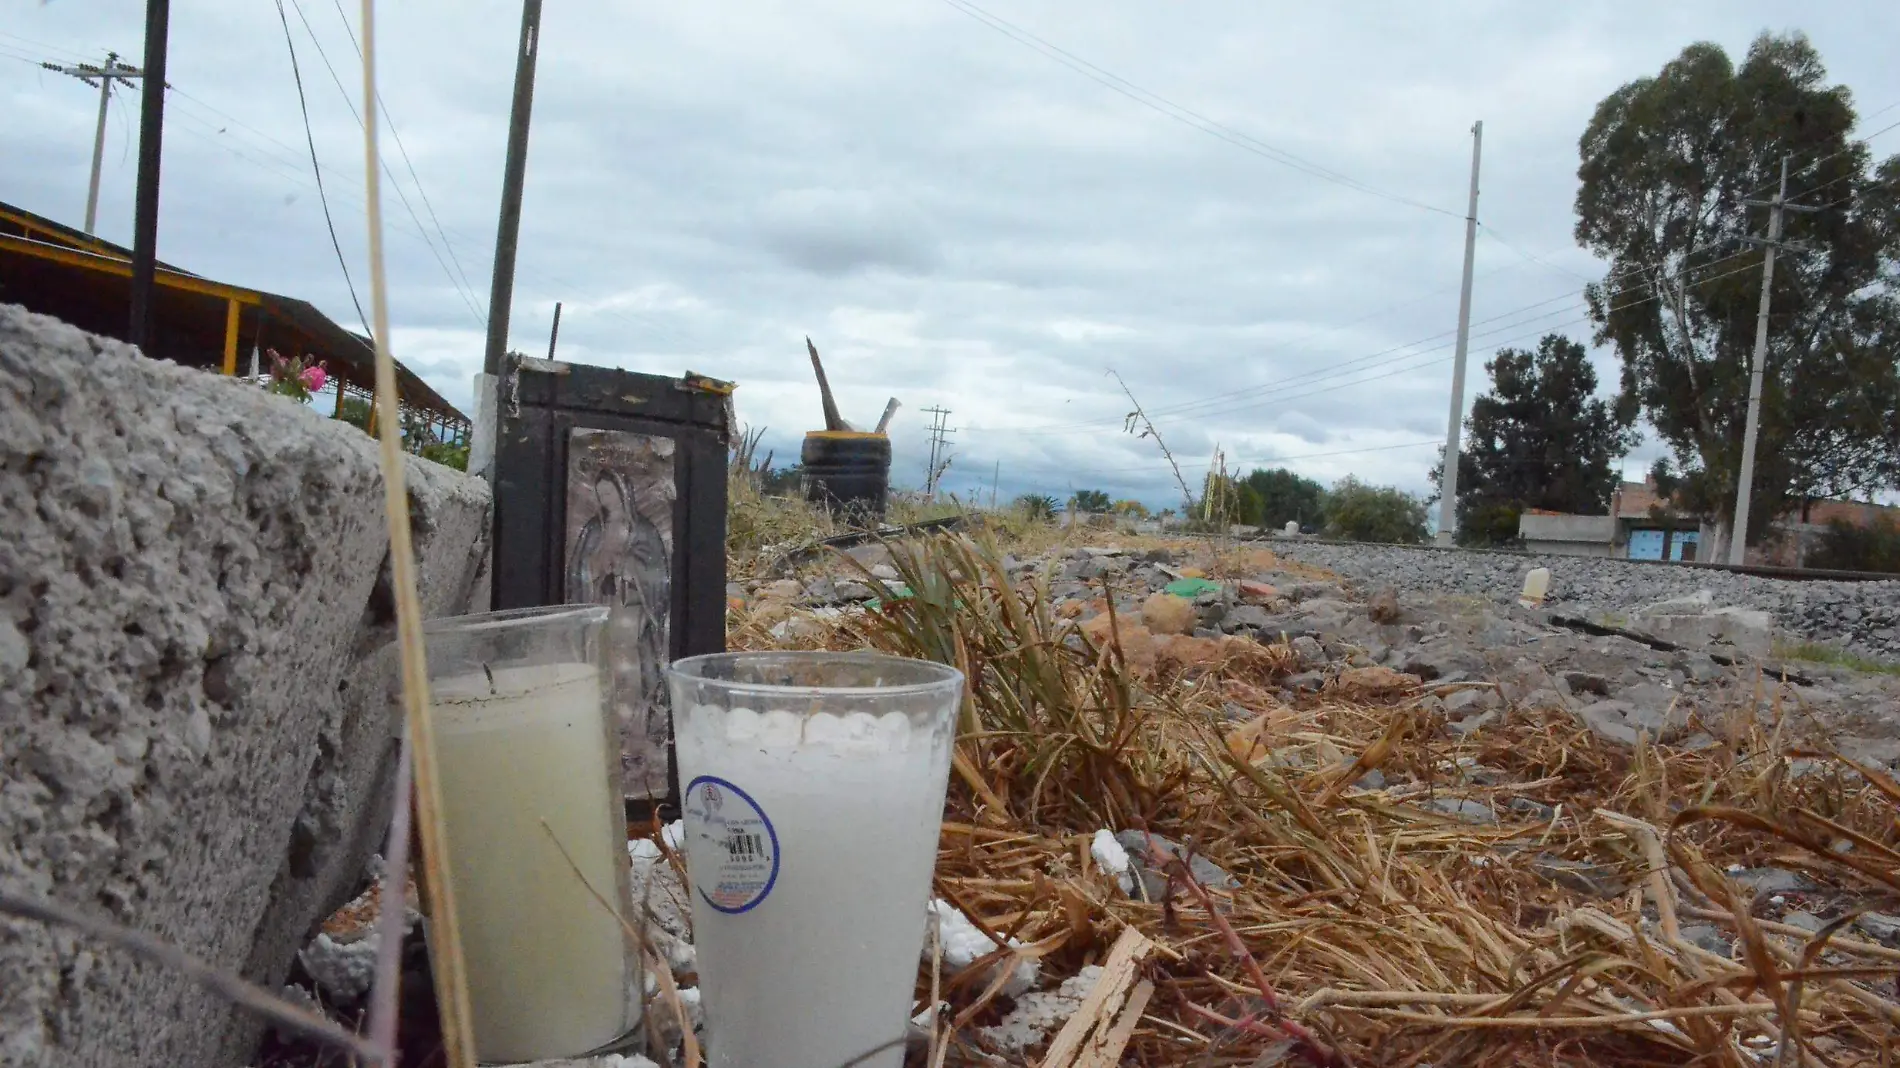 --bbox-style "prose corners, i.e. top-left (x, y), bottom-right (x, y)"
top-left (545, 300), bottom-right (563, 360)
top-left (128, 0), bottom-right (171, 354)
top-left (921, 406), bottom-right (955, 497)
top-left (1435, 120), bottom-right (1483, 547)
top-left (1729, 155), bottom-right (1817, 565)
top-left (43, 52), bottom-right (146, 234)
top-left (482, 0), bottom-right (545, 377)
